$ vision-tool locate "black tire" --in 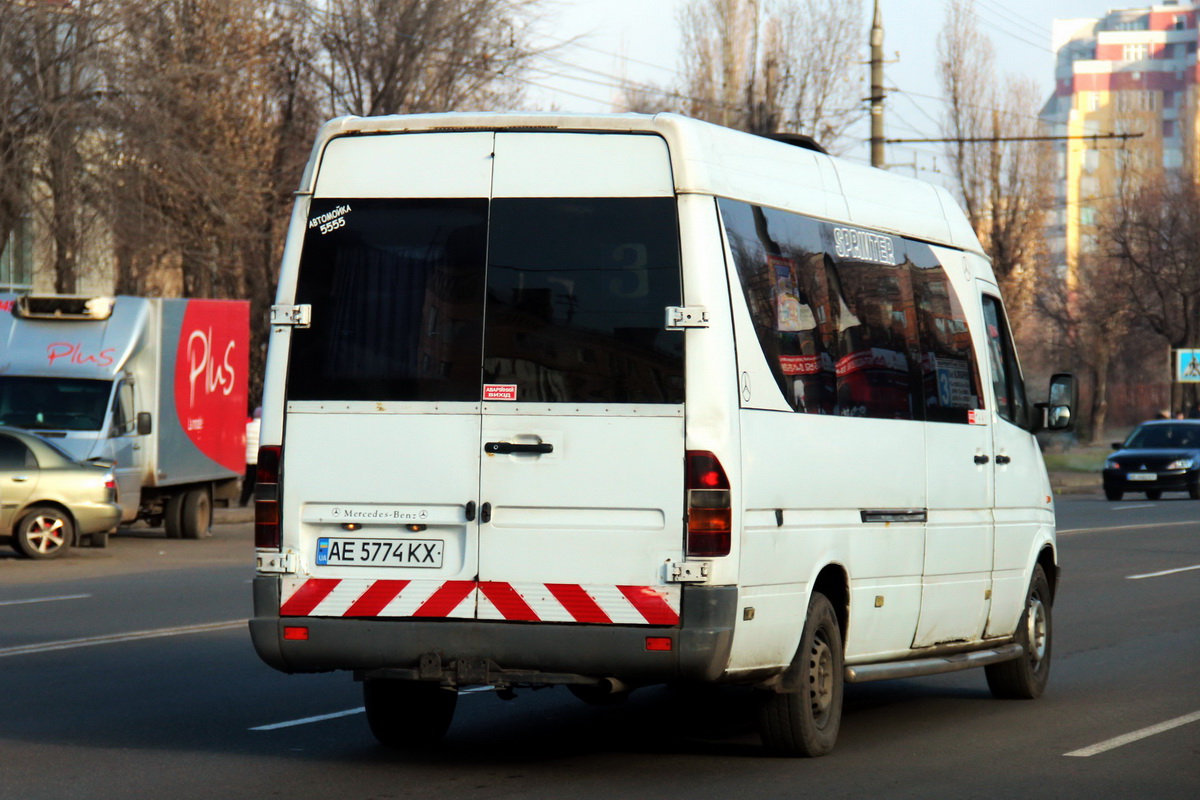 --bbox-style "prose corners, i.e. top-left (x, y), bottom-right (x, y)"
top-left (1145, 489), bottom-right (1162, 500)
top-left (1104, 487), bottom-right (1123, 501)
top-left (180, 487), bottom-right (212, 540)
top-left (363, 679), bottom-right (457, 748)
top-left (986, 563), bottom-right (1052, 699)
top-left (13, 507), bottom-right (74, 559)
top-left (163, 492), bottom-right (185, 538)
top-left (1189, 481), bottom-right (1200, 500)
top-left (758, 592), bottom-right (843, 757)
